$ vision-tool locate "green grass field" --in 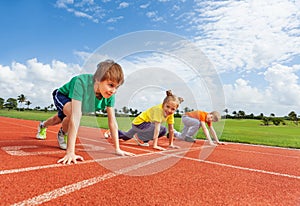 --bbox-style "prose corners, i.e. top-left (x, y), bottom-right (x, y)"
top-left (0, 110), bottom-right (299, 149)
